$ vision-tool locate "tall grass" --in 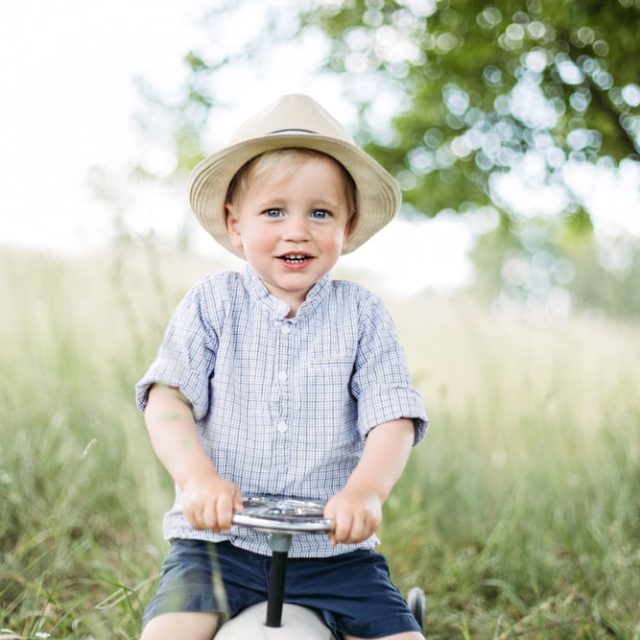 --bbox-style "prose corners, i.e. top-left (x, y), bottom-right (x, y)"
top-left (1, 245), bottom-right (638, 639)
top-left (385, 299), bottom-right (640, 638)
